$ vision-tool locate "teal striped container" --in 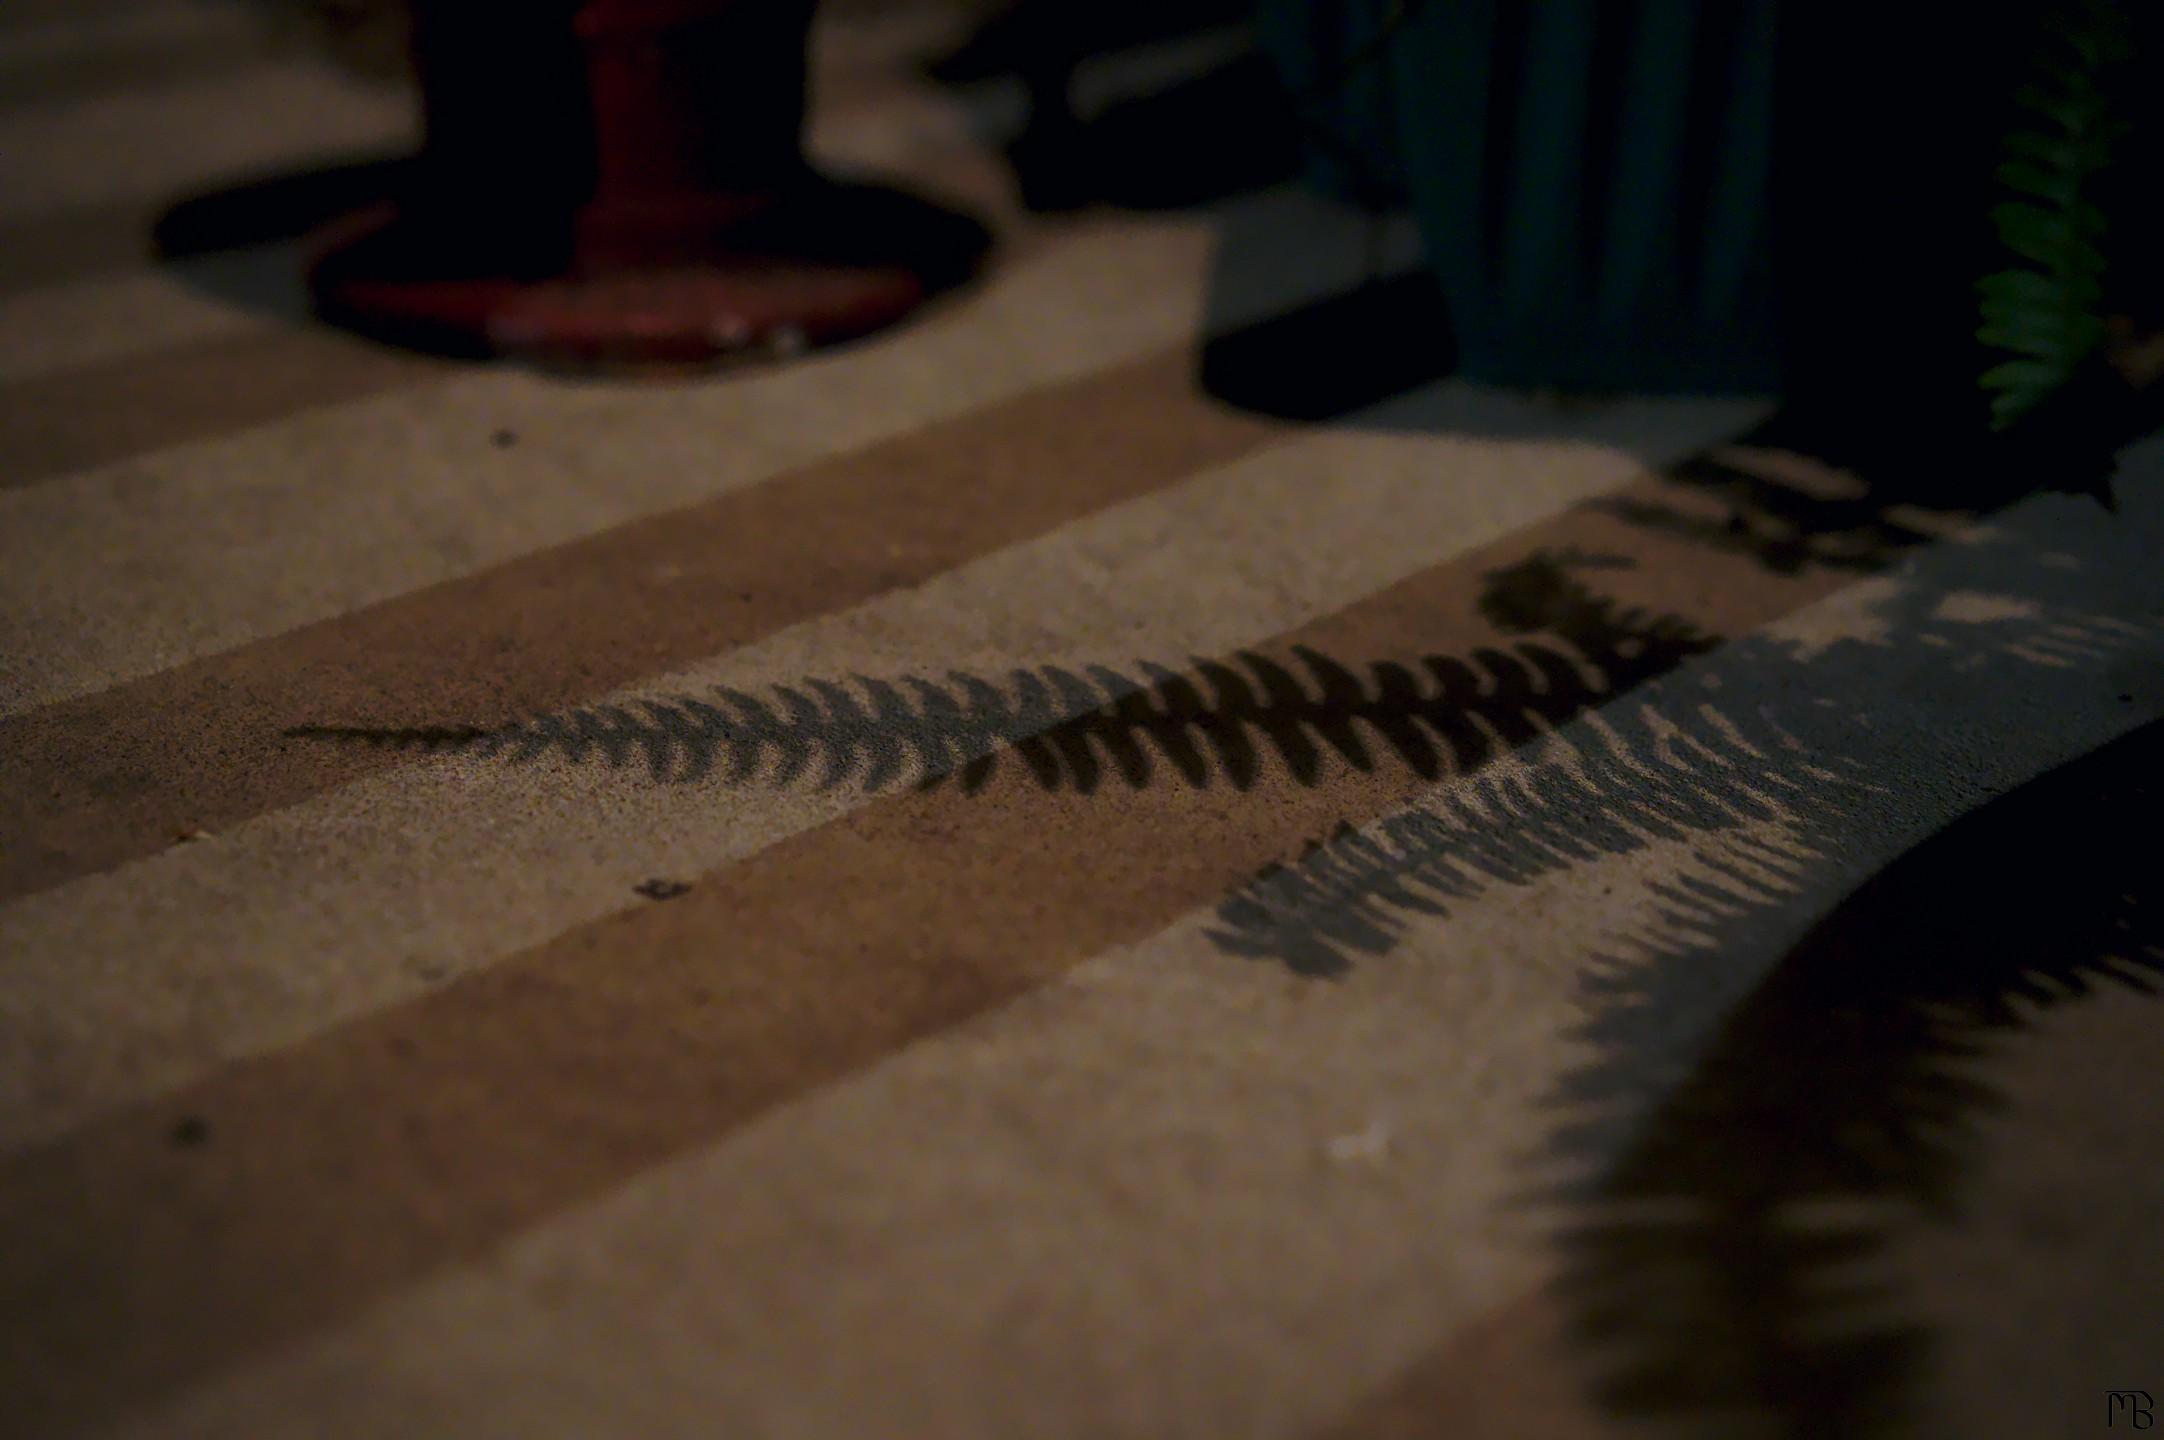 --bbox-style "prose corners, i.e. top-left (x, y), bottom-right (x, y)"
top-left (1258, 0), bottom-right (1783, 393)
